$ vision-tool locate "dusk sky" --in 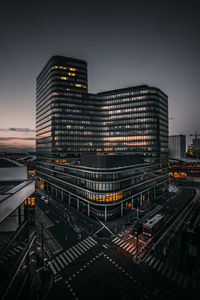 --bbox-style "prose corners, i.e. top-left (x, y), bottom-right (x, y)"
top-left (0, 0), bottom-right (199, 150)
